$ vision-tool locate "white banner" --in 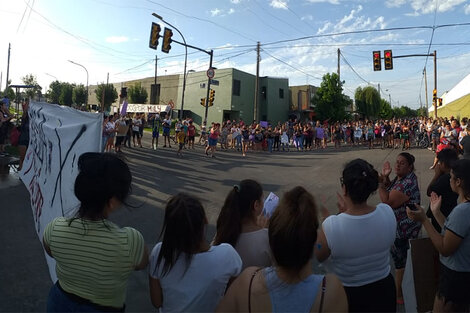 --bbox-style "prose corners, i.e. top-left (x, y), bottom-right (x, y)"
top-left (125, 103), bottom-right (170, 113)
top-left (20, 102), bottom-right (102, 281)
